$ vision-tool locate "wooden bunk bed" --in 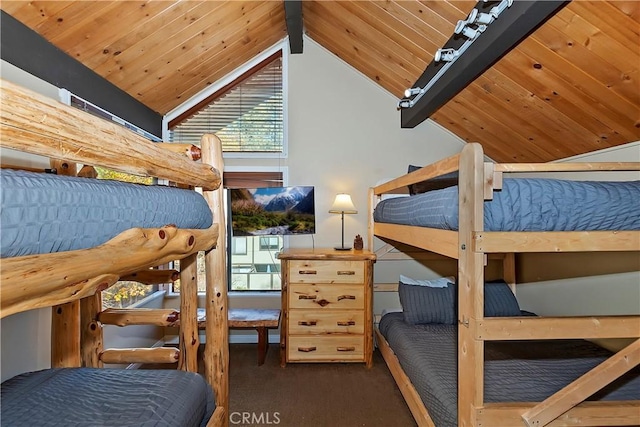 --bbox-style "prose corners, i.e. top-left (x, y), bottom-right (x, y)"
top-left (369, 142), bottom-right (640, 427)
top-left (0, 79), bottom-right (228, 427)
